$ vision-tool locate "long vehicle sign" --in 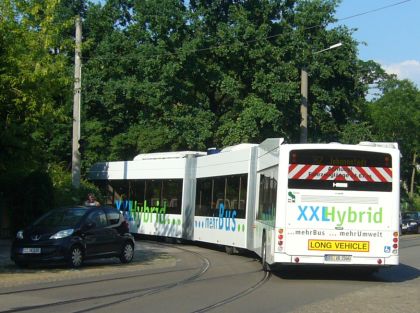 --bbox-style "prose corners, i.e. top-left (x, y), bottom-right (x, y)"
top-left (308, 240), bottom-right (370, 252)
